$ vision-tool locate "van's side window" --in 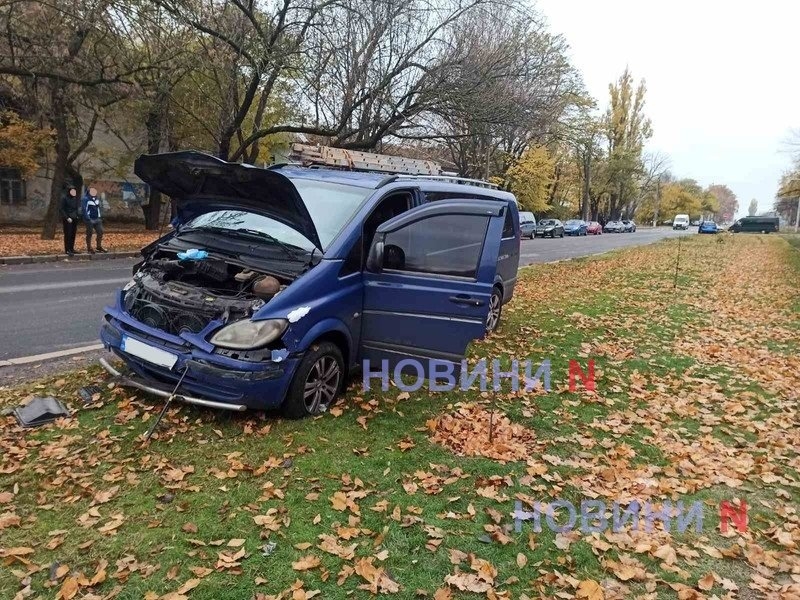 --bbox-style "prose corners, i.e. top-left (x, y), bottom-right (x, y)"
top-left (340, 235), bottom-right (362, 276)
top-left (502, 207), bottom-right (514, 238)
top-left (382, 214), bottom-right (489, 279)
